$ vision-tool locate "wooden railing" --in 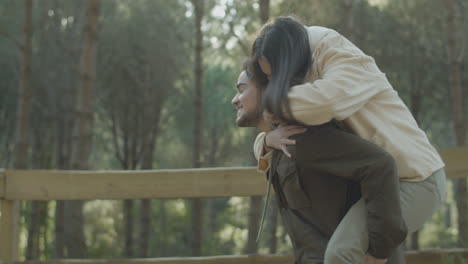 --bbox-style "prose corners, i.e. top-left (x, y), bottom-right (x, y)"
top-left (1, 147), bottom-right (468, 264)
